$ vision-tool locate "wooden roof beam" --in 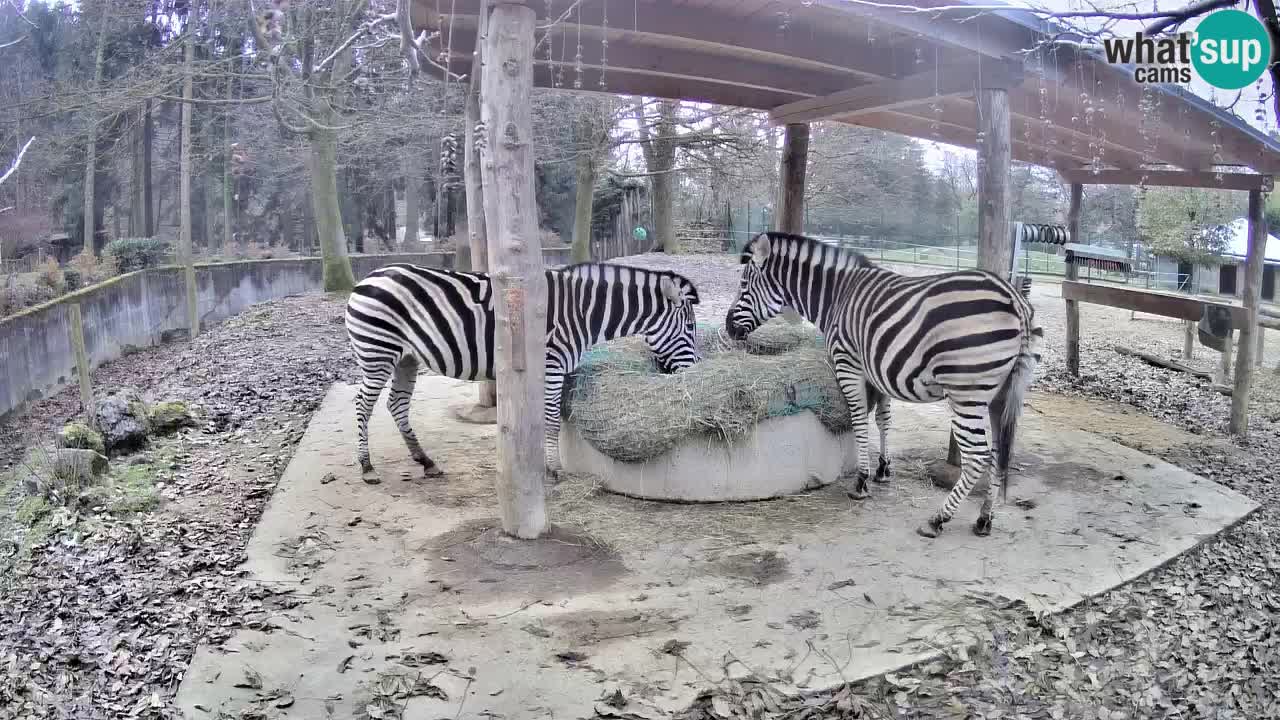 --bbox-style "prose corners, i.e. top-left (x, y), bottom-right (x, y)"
top-left (769, 59), bottom-right (1022, 126)
top-left (440, 24), bottom-right (869, 101)
top-left (424, 54), bottom-right (812, 110)
top-left (851, 109), bottom-right (1095, 170)
top-left (422, 2), bottom-right (914, 82)
top-left (1058, 169), bottom-right (1274, 191)
top-left (806, 0), bottom-right (1031, 60)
